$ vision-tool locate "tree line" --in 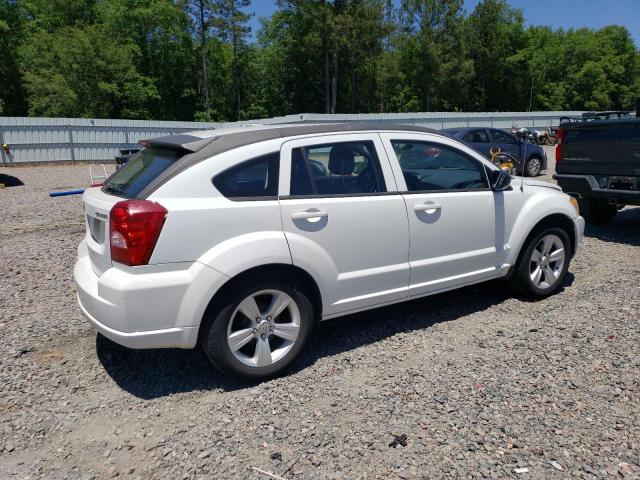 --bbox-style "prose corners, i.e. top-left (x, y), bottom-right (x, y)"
top-left (1, 0), bottom-right (639, 121)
